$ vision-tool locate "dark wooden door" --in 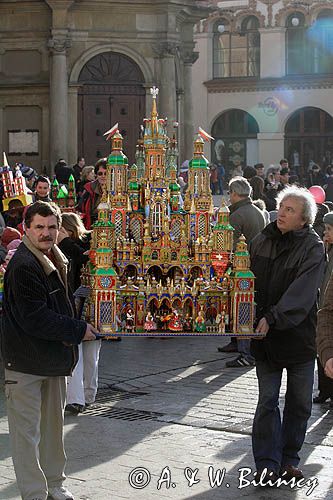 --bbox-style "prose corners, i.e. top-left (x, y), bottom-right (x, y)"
top-left (79, 89), bottom-right (145, 165)
top-left (78, 52), bottom-right (146, 165)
